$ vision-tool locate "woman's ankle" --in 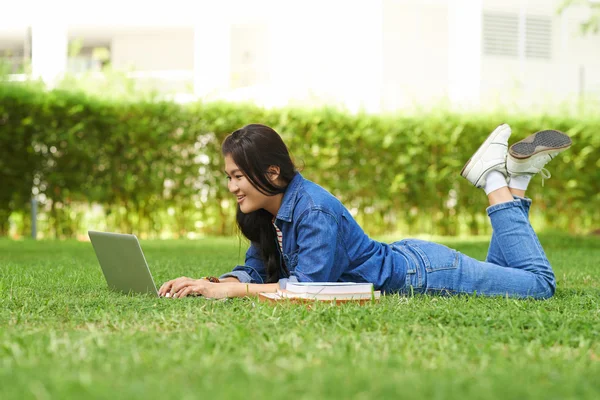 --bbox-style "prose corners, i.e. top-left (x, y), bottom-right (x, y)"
top-left (487, 186), bottom-right (514, 206)
top-left (509, 188), bottom-right (526, 198)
